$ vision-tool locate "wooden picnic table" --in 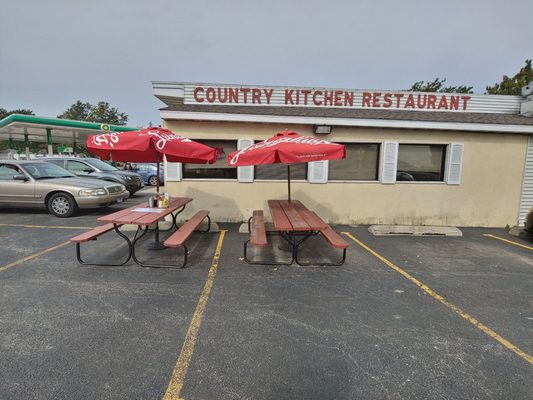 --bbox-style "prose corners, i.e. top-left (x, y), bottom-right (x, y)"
top-left (98, 197), bottom-right (192, 226)
top-left (244, 199), bottom-right (347, 266)
top-left (267, 199), bottom-right (327, 232)
top-left (98, 197), bottom-right (193, 262)
top-left (72, 197), bottom-right (212, 269)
